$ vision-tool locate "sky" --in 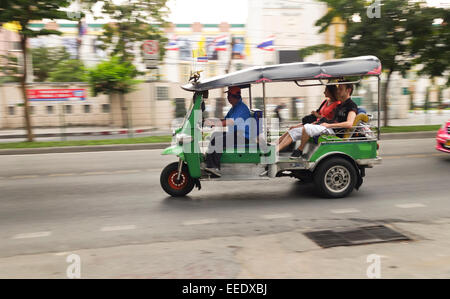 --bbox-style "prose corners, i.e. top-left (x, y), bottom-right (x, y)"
top-left (166, 0), bottom-right (249, 24)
